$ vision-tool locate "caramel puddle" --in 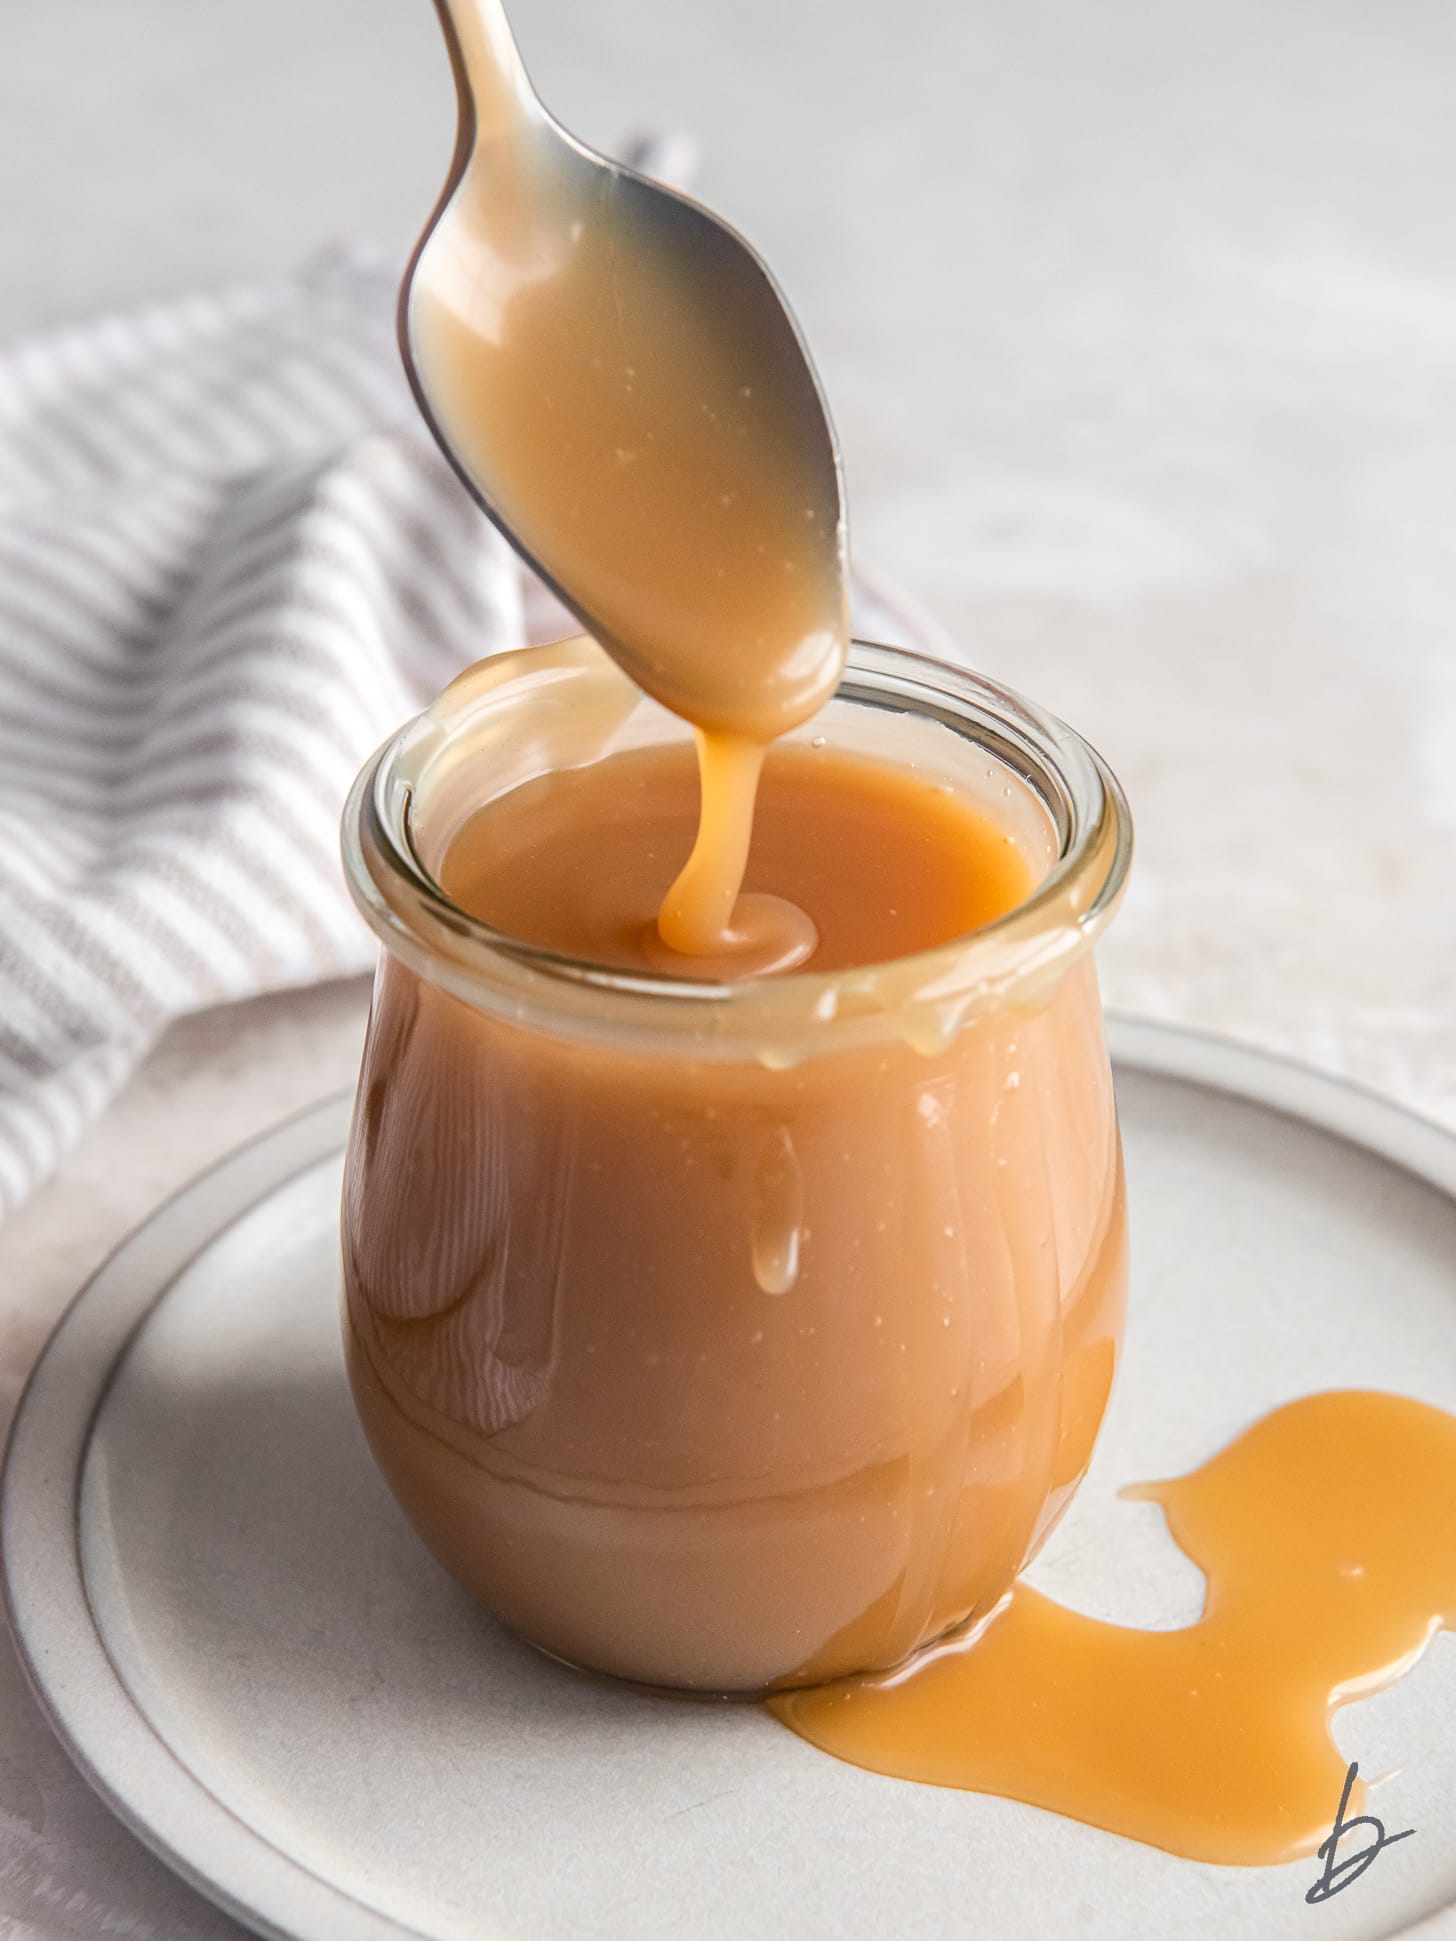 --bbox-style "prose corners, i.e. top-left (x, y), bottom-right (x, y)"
top-left (769, 1391), bottom-right (1456, 1865)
